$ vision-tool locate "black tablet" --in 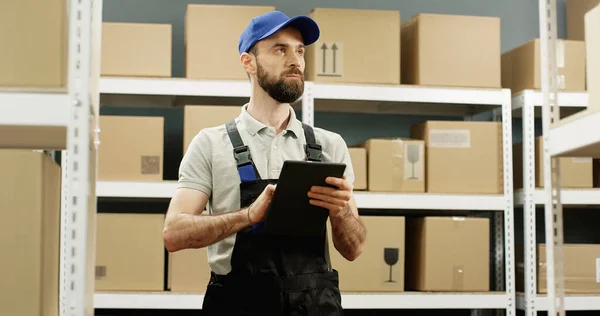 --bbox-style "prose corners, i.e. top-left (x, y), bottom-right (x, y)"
top-left (262, 160), bottom-right (346, 237)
